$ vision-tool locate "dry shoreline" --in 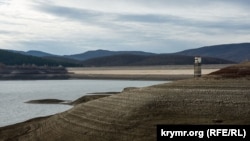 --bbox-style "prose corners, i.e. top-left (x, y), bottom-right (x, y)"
top-left (67, 64), bottom-right (231, 80)
top-left (1, 77), bottom-right (250, 141)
